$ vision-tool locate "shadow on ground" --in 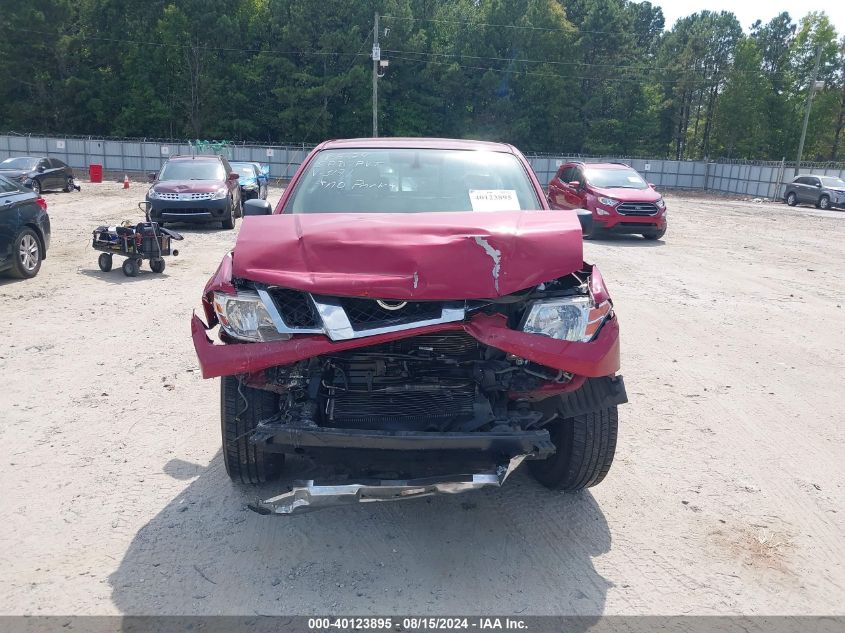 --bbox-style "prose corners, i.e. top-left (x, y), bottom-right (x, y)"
top-left (108, 454), bottom-right (612, 617)
top-left (77, 268), bottom-right (171, 284)
top-left (0, 276), bottom-right (29, 287)
top-left (588, 234), bottom-right (664, 247)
